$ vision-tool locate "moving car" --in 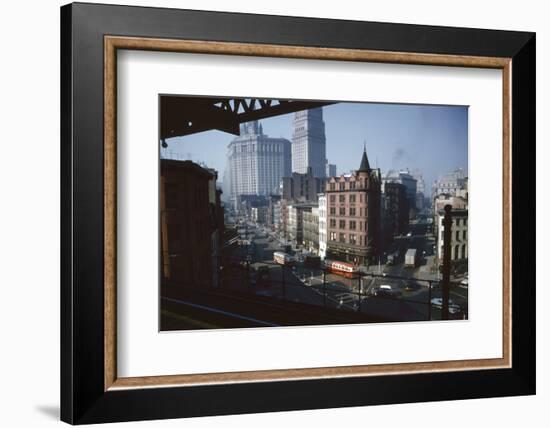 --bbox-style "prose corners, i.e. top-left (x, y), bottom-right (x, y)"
top-left (372, 284), bottom-right (401, 297)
